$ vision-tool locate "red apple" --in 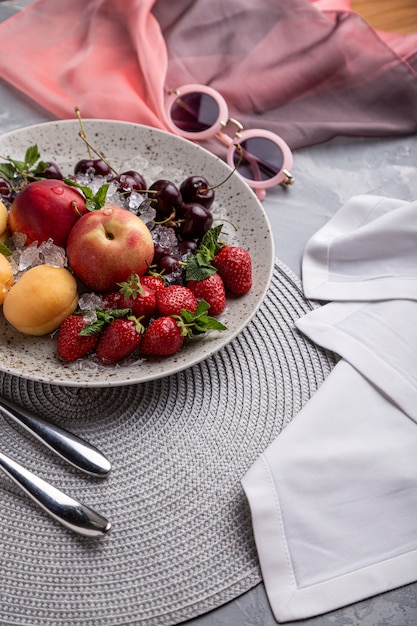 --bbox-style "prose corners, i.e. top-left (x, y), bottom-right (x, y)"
top-left (8, 179), bottom-right (88, 248)
top-left (66, 204), bottom-right (154, 292)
